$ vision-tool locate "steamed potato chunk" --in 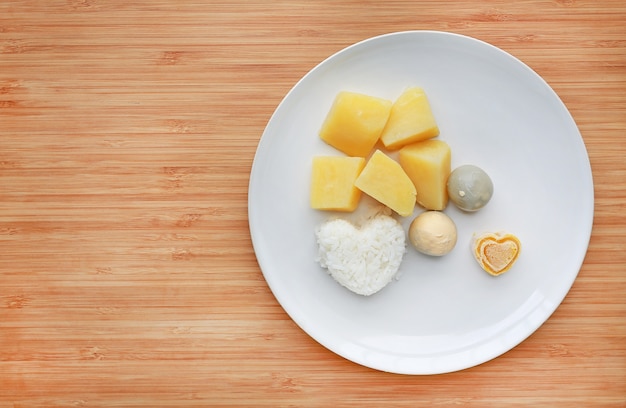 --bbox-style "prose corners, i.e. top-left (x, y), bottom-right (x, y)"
top-left (319, 91), bottom-right (392, 157)
top-left (380, 87), bottom-right (439, 150)
top-left (310, 156), bottom-right (366, 212)
top-left (399, 139), bottom-right (451, 211)
top-left (354, 150), bottom-right (416, 217)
